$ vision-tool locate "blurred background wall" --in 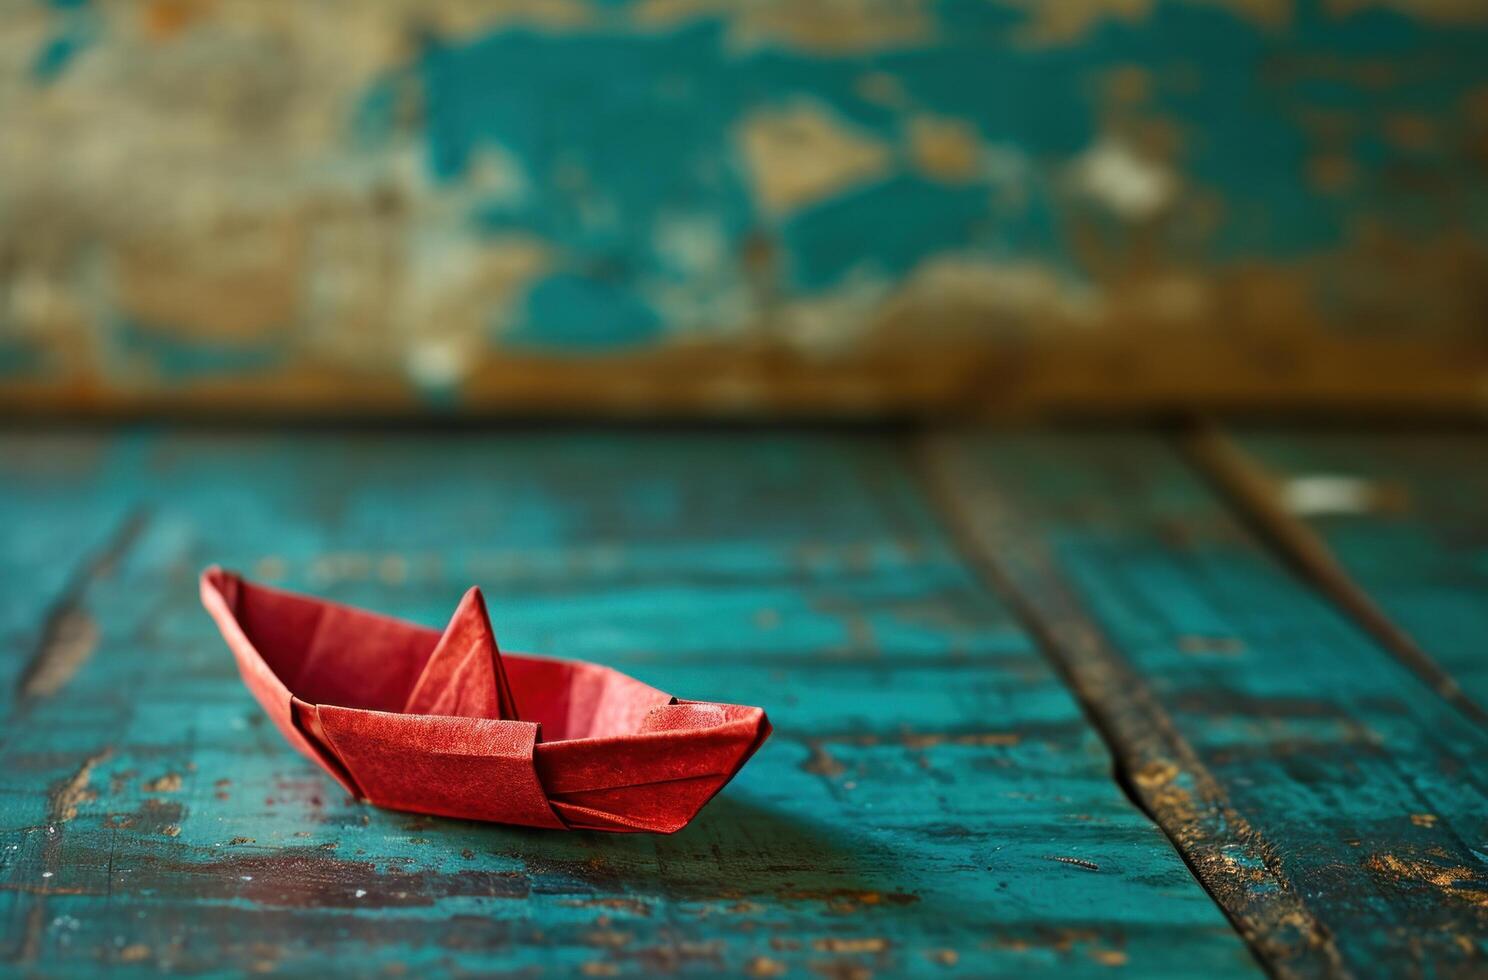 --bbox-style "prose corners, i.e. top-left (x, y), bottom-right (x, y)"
top-left (2, 0), bottom-right (1486, 418)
